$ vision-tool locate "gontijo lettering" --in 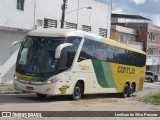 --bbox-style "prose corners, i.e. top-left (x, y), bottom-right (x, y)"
top-left (117, 66), bottom-right (135, 74)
